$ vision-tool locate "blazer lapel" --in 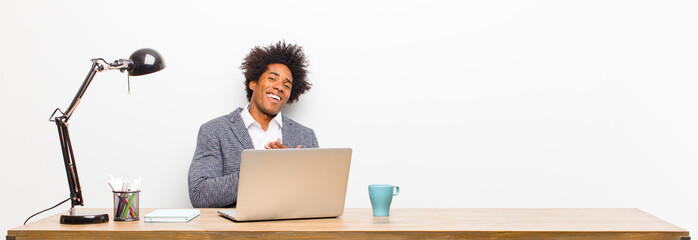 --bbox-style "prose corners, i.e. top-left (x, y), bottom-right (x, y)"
top-left (229, 108), bottom-right (255, 150)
